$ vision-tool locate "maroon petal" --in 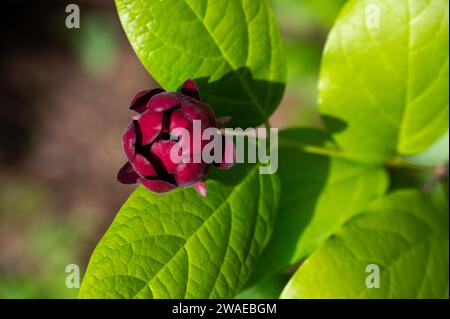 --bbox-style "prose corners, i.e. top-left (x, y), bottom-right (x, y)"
top-left (215, 138), bottom-right (235, 169)
top-left (137, 111), bottom-right (164, 146)
top-left (139, 178), bottom-right (177, 193)
top-left (132, 154), bottom-right (158, 178)
top-left (181, 99), bottom-right (216, 128)
top-left (150, 140), bottom-right (179, 174)
top-left (169, 109), bottom-right (192, 133)
top-left (175, 162), bottom-right (208, 187)
top-left (122, 121), bottom-right (137, 161)
top-left (129, 88), bottom-right (165, 113)
top-left (147, 92), bottom-right (182, 112)
top-left (194, 180), bottom-right (207, 197)
top-left (117, 162), bottom-right (139, 184)
top-left (173, 123), bottom-right (212, 164)
top-left (181, 79), bottom-right (200, 100)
